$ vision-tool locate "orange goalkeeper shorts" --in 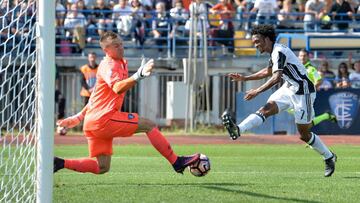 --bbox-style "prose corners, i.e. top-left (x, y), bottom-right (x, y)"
top-left (84, 112), bottom-right (139, 157)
